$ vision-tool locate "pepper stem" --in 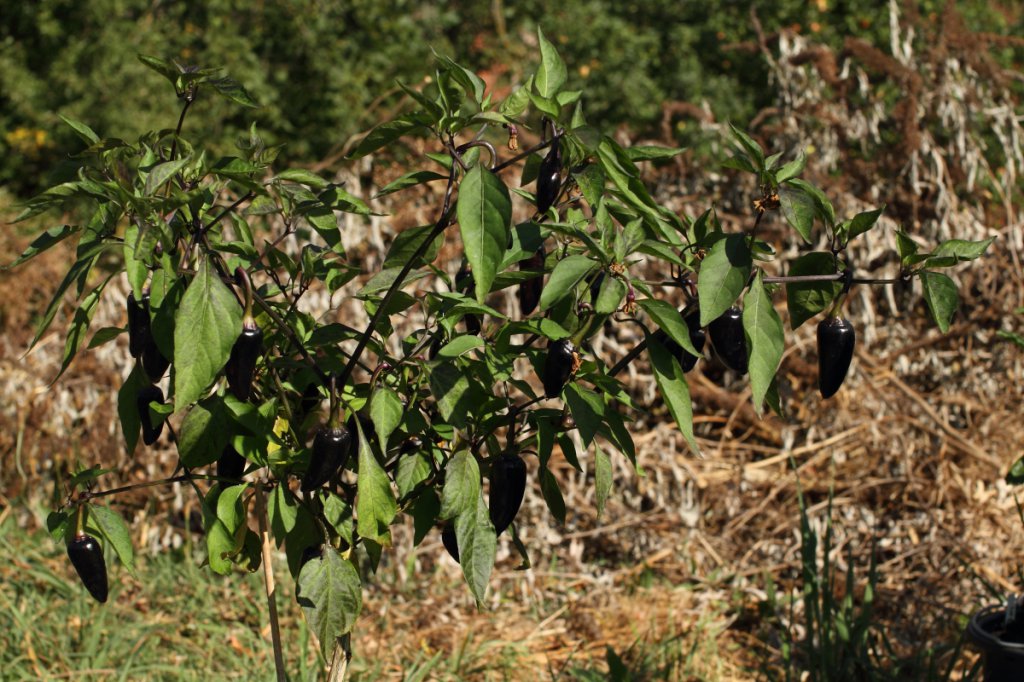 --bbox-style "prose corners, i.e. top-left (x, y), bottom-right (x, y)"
top-left (235, 267), bottom-right (254, 322)
top-left (74, 503), bottom-right (86, 538)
